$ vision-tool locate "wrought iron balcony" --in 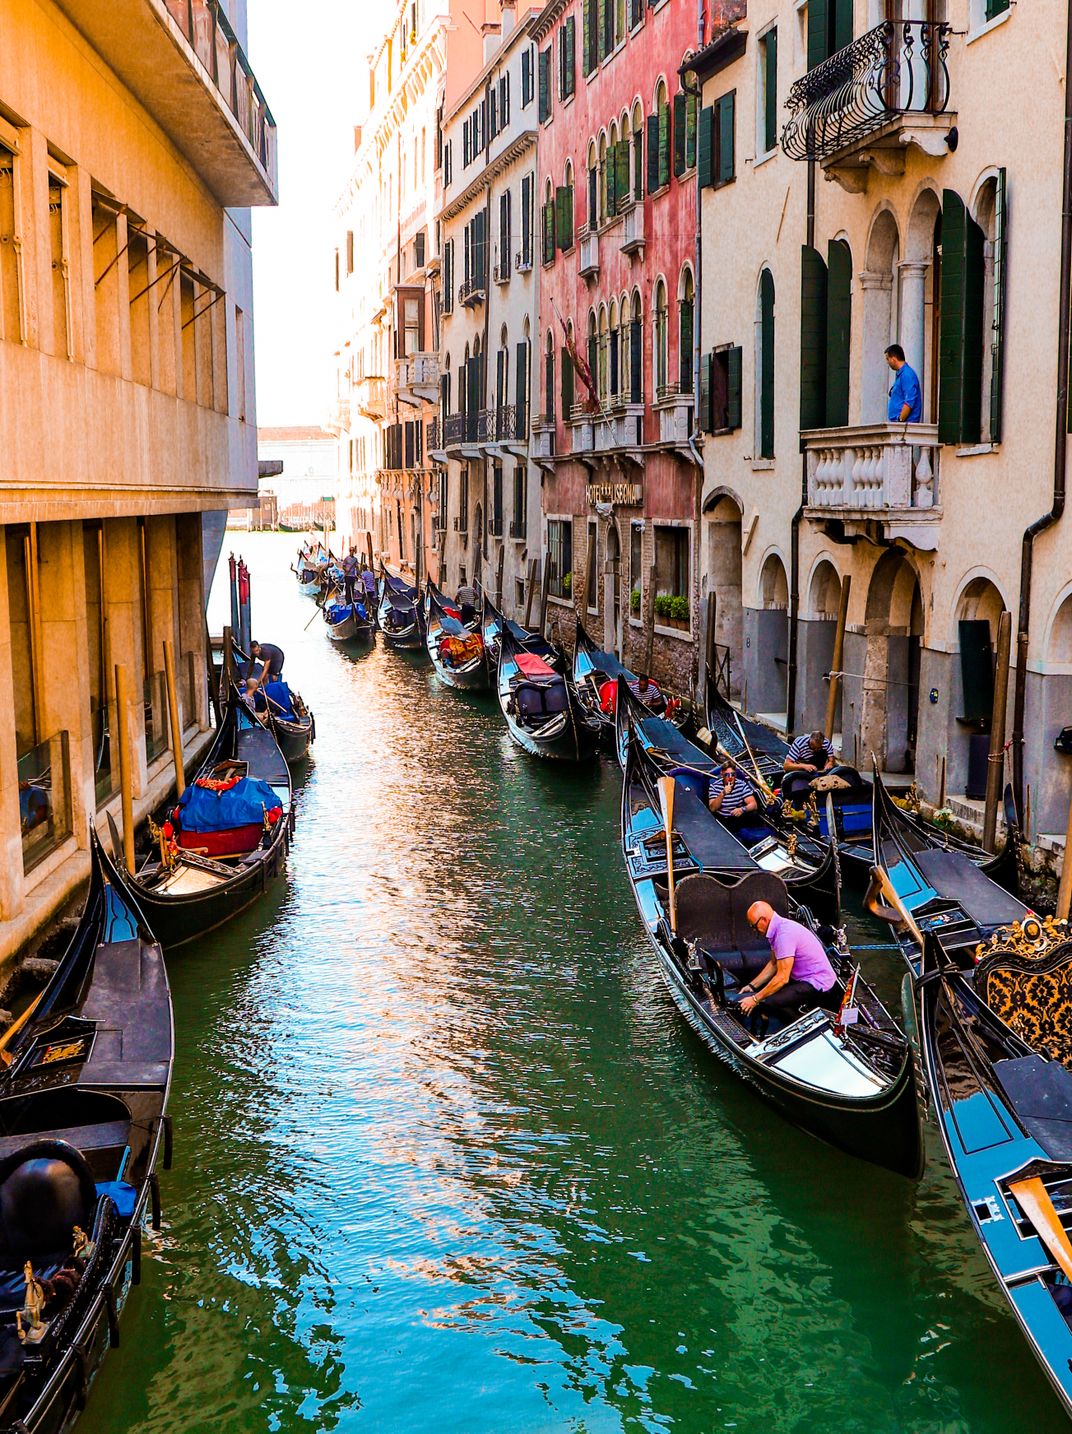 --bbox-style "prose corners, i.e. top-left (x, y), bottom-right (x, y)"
top-left (459, 278), bottom-right (486, 308)
top-left (493, 405), bottom-right (521, 442)
top-left (803, 422), bottom-right (942, 550)
top-left (427, 418), bottom-right (441, 451)
top-left (443, 413), bottom-right (466, 448)
top-left (782, 21), bottom-right (953, 182)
